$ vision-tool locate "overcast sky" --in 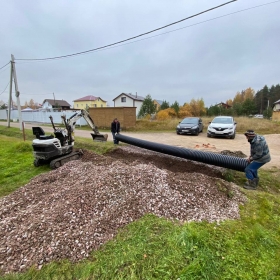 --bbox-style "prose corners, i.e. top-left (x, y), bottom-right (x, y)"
top-left (0, 0), bottom-right (279, 108)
